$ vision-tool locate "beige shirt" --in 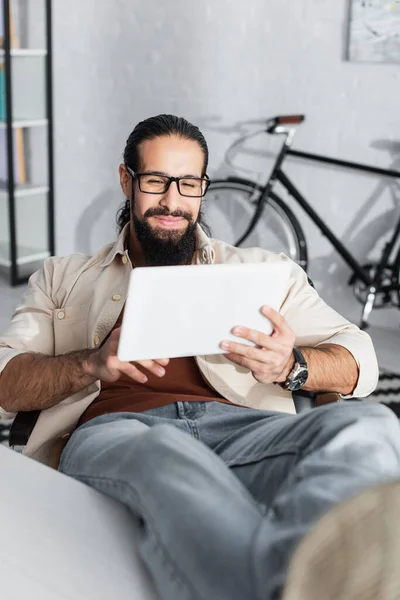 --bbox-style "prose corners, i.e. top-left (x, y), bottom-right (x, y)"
top-left (0, 224), bottom-right (378, 466)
